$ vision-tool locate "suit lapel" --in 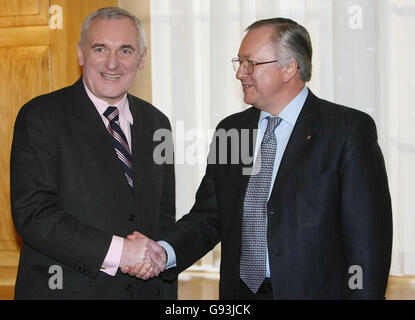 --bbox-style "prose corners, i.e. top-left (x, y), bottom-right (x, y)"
top-left (69, 79), bottom-right (136, 201)
top-left (128, 96), bottom-right (153, 205)
top-left (270, 90), bottom-right (320, 195)
top-left (234, 108), bottom-right (261, 218)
